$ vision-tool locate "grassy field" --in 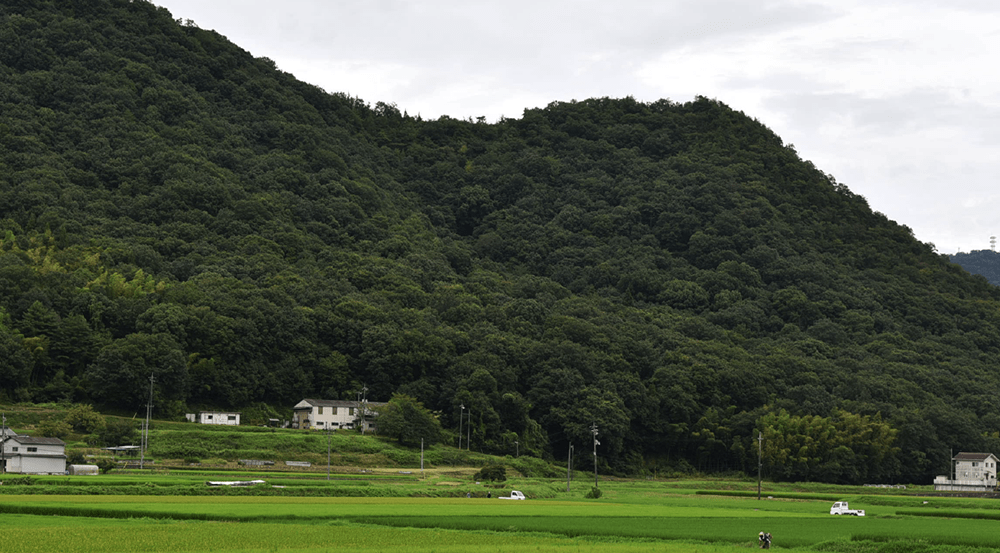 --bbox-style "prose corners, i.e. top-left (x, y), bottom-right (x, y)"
top-left (3, 477), bottom-right (1000, 553)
